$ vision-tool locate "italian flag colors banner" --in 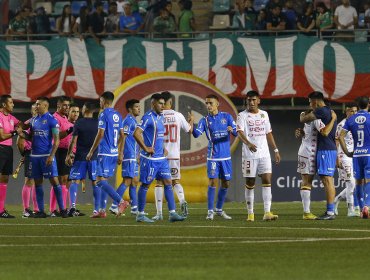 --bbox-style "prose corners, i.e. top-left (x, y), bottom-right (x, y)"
top-left (0, 34), bottom-right (368, 102)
